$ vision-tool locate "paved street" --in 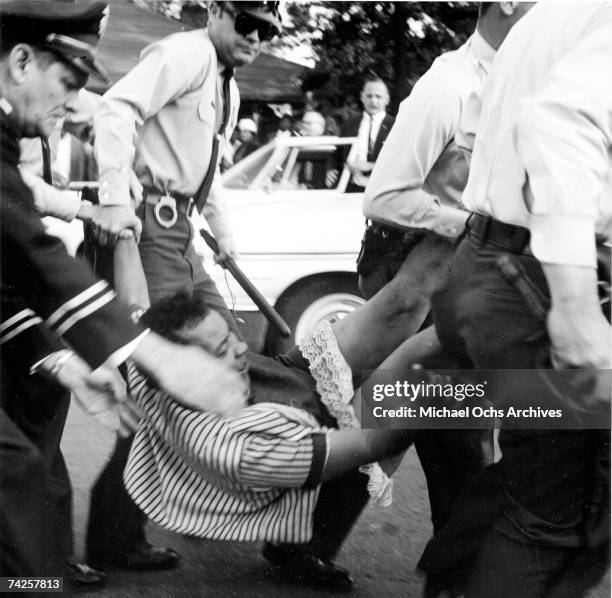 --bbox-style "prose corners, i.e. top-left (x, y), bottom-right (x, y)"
top-left (62, 404), bottom-right (610, 598)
